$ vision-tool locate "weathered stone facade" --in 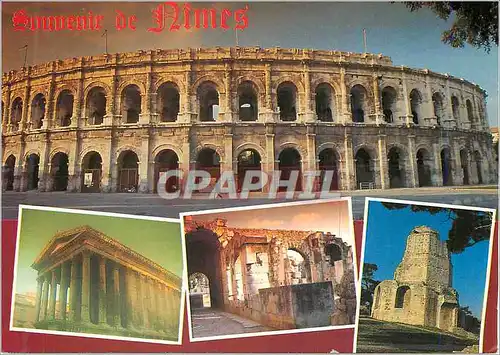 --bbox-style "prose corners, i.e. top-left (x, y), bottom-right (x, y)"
top-left (1, 47), bottom-right (496, 193)
top-left (371, 226), bottom-right (459, 332)
top-left (184, 216), bottom-right (356, 329)
top-left (31, 225), bottom-right (182, 340)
